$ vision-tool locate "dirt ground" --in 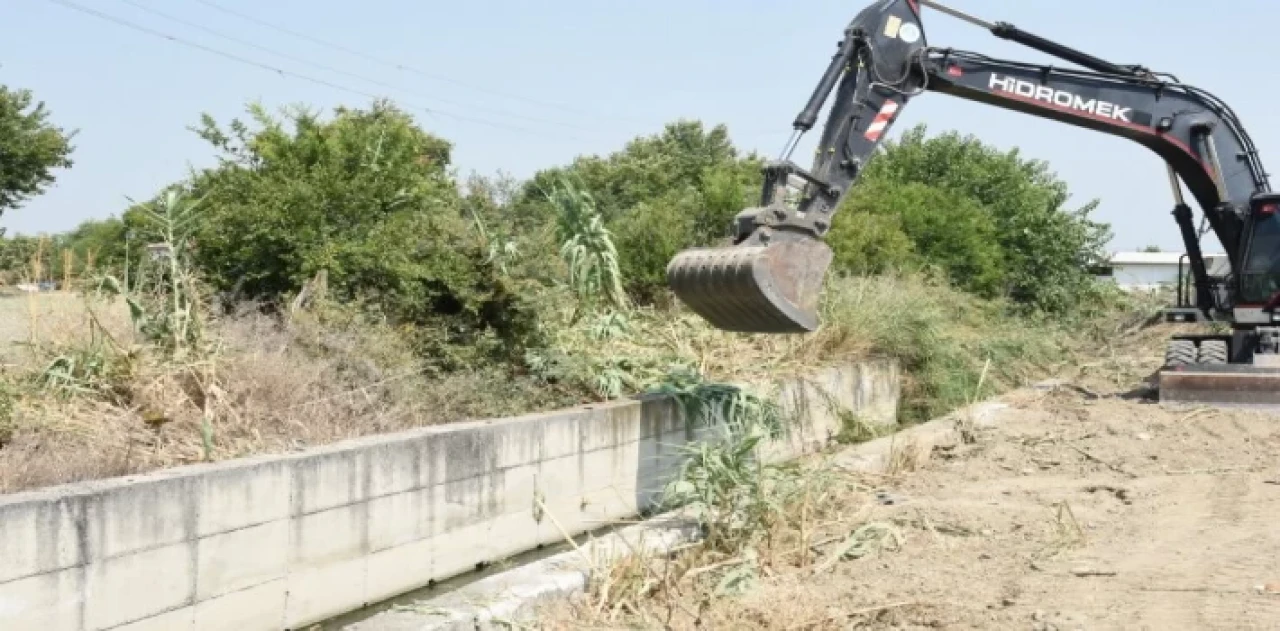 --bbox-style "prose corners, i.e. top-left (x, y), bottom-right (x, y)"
top-left (540, 326), bottom-right (1280, 630)
top-left (764, 386), bottom-right (1280, 630)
